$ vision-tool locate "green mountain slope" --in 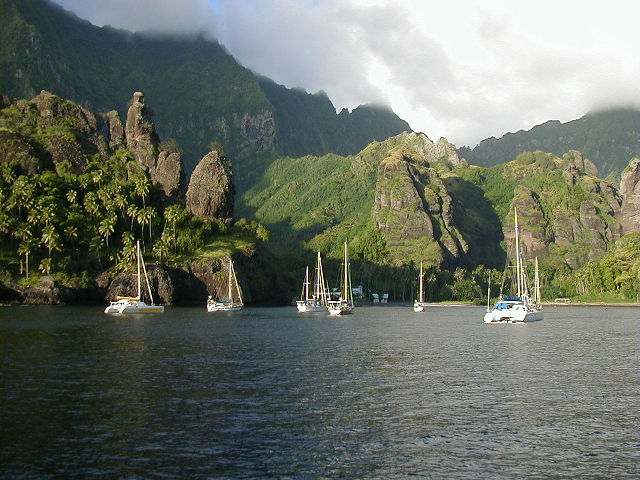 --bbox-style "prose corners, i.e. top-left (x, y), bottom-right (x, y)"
top-left (257, 76), bottom-right (411, 158)
top-left (242, 133), bottom-right (637, 300)
top-left (2, 0), bottom-right (411, 180)
top-left (458, 108), bottom-right (639, 180)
